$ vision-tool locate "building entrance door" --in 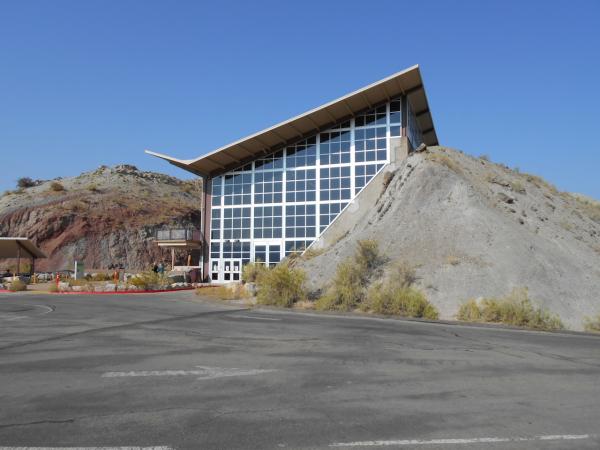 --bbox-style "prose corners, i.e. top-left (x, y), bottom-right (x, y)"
top-left (253, 242), bottom-right (281, 268)
top-left (222, 259), bottom-right (242, 282)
